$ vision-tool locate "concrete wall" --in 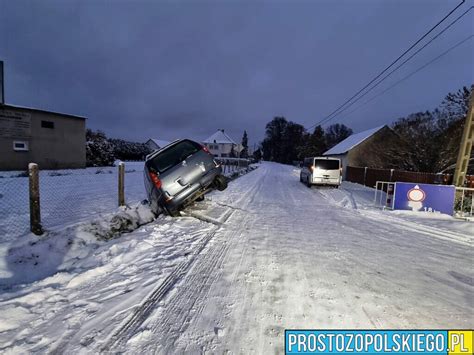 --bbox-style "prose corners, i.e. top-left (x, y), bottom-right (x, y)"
top-left (0, 106), bottom-right (86, 170)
